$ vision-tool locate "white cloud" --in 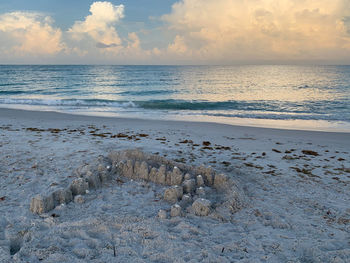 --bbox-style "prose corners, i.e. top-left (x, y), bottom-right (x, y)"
top-left (69, 1), bottom-right (124, 48)
top-left (161, 0), bottom-right (350, 62)
top-left (0, 12), bottom-right (64, 56)
top-left (168, 35), bottom-right (187, 54)
top-left (65, 2), bottom-right (156, 63)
